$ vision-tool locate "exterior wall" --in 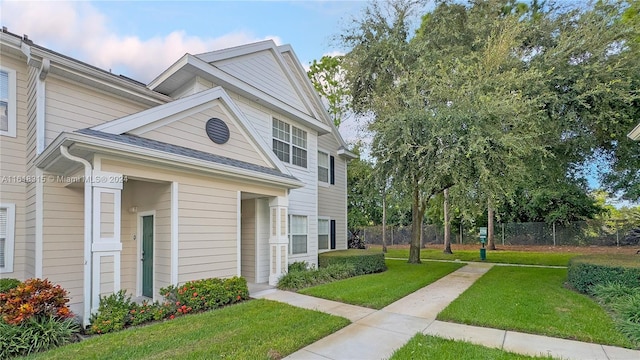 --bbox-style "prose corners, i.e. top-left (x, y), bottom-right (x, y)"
top-left (120, 180), bottom-right (171, 298)
top-left (41, 179), bottom-right (84, 316)
top-left (227, 90), bottom-right (320, 265)
top-left (45, 76), bottom-right (148, 146)
top-left (240, 199), bottom-right (256, 283)
top-left (100, 158), bottom-right (286, 287)
top-left (0, 53), bottom-right (29, 279)
top-left (255, 198), bottom-right (270, 283)
top-left (317, 133), bottom-right (349, 250)
top-left (214, 52), bottom-right (308, 114)
top-left (141, 102), bottom-right (269, 167)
